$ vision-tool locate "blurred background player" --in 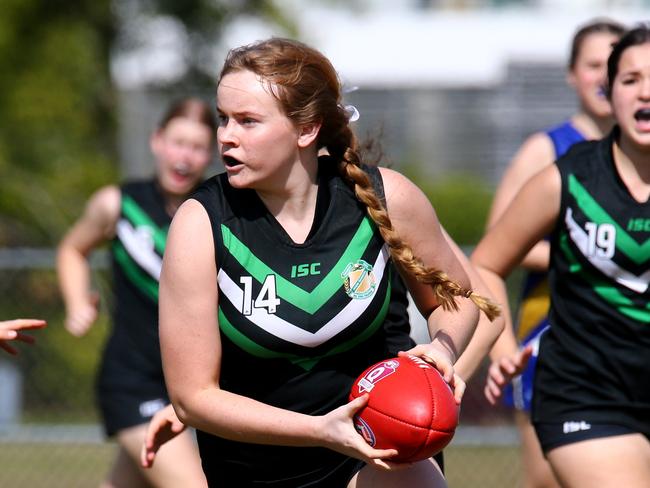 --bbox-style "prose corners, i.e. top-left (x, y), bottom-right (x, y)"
top-left (473, 24), bottom-right (650, 488)
top-left (57, 98), bottom-right (214, 488)
top-left (483, 18), bottom-right (625, 488)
